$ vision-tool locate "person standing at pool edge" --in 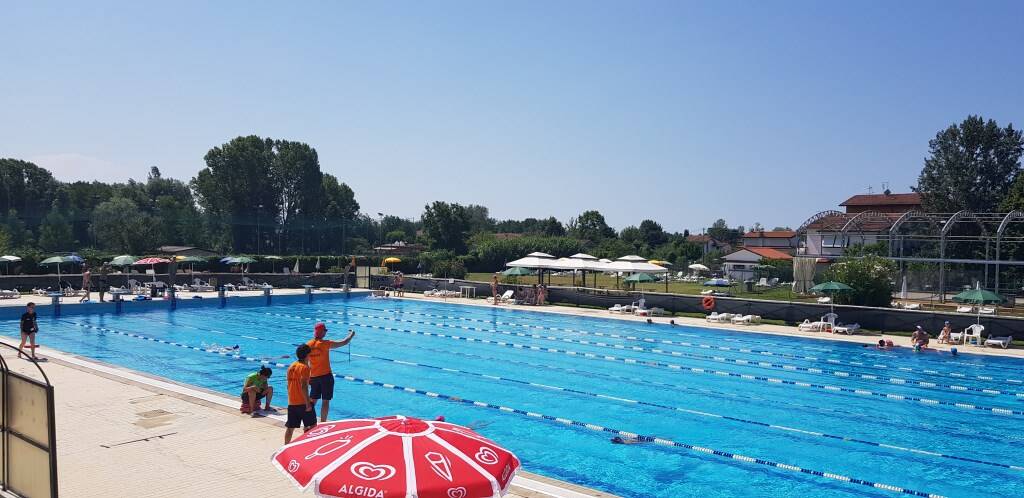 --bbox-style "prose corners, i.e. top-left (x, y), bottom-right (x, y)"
top-left (18, 302), bottom-right (39, 360)
top-left (306, 323), bottom-right (356, 422)
top-left (285, 344), bottom-right (316, 444)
